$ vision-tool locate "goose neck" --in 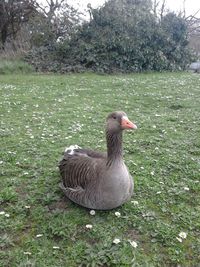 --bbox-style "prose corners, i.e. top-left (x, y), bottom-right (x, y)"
top-left (106, 130), bottom-right (123, 165)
